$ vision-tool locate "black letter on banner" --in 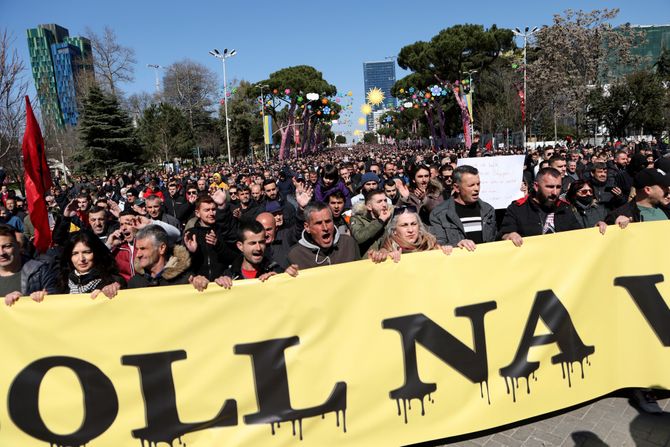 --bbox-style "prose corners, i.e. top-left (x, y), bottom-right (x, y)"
top-left (122, 350), bottom-right (238, 446)
top-left (234, 336), bottom-right (347, 440)
top-left (8, 356), bottom-right (118, 447)
top-left (614, 274), bottom-right (670, 345)
top-left (499, 290), bottom-right (595, 401)
top-left (382, 302), bottom-right (497, 423)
